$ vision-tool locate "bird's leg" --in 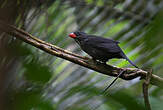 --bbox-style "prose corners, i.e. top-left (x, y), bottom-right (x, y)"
top-left (92, 58), bottom-right (97, 61)
top-left (84, 57), bottom-right (98, 65)
top-left (92, 58), bottom-right (99, 64)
